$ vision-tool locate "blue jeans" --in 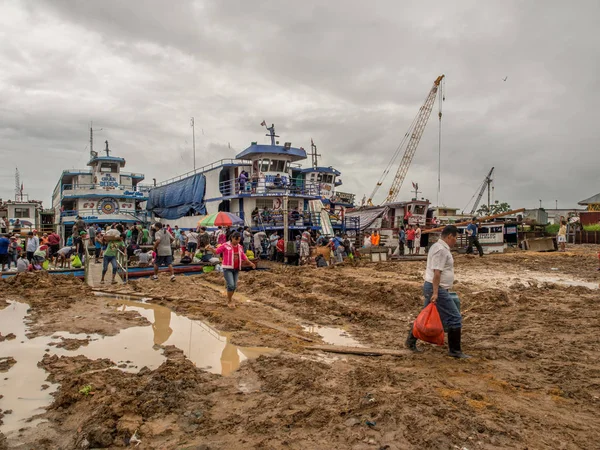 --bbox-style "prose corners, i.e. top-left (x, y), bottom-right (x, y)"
top-left (102, 255), bottom-right (118, 275)
top-left (223, 269), bottom-right (239, 292)
top-left (423, 282), bottom-right (462, 329)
